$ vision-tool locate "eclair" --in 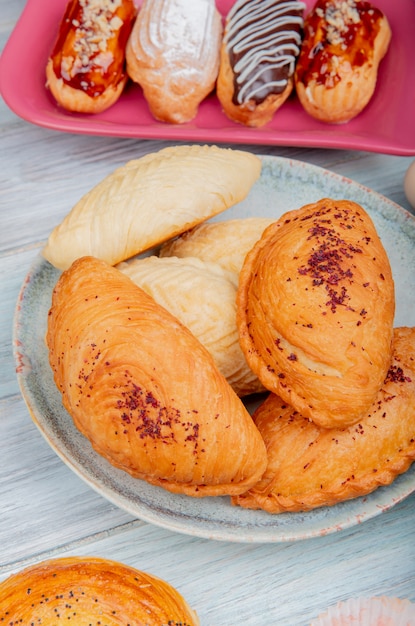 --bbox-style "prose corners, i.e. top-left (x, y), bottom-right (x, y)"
top-left (217, 0), bottom-right (306, 127)
top-left (126, 0), bottom-right (222, 123)
top-left (46, 0), bottom-right (136, 114)
top-left (294, 0), bottom-right (392, 123)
